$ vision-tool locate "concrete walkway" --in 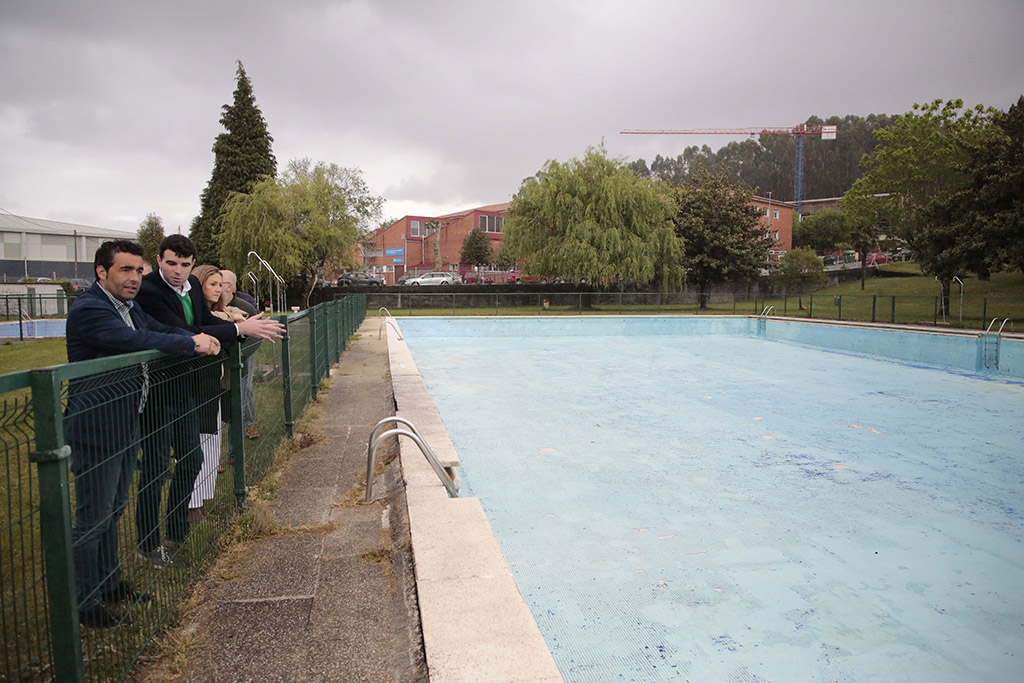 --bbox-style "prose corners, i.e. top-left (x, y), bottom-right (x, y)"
top-left (147, 320), bottom-right (427, 682)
